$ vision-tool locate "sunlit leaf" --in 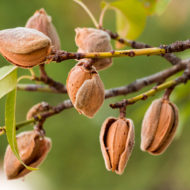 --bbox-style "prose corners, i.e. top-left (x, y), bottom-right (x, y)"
top-left (110, 0), bottom-right (147, 40)
top-left (5, 89), bottom-right (38, 171)
top-left (103, 0), bottom-right (172, 43)
top-left (0, 65), bottom-right (17, 99)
